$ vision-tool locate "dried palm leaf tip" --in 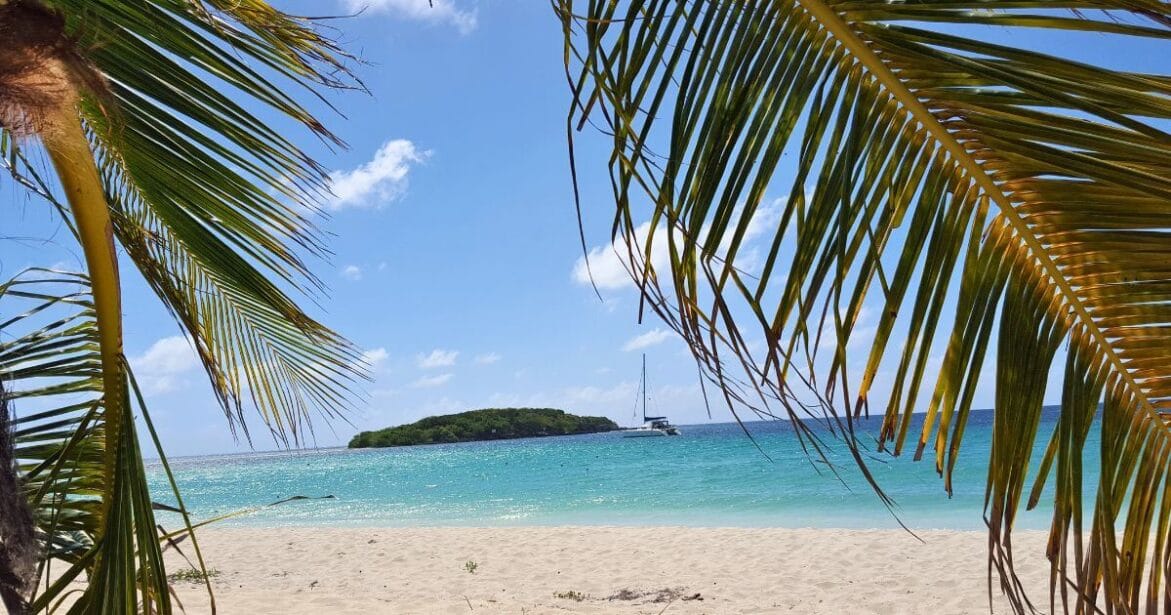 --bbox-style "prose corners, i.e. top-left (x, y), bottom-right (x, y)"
top-left (0, 1), bottom-right (107, 136)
